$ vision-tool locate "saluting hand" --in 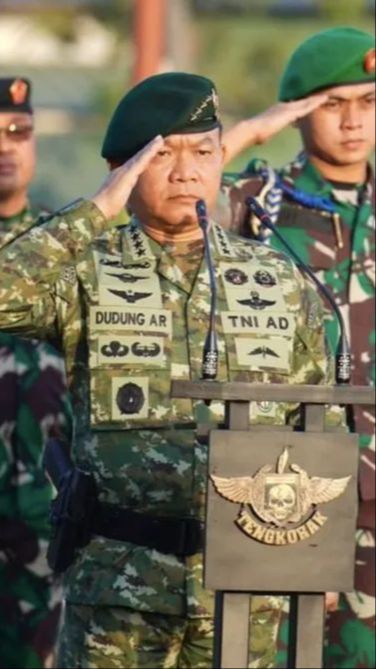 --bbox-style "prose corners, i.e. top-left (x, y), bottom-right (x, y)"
top-left (252, 93), bottom-right (329, 142)
top-left (223, 93), bottom-right (328, 165)
top-left (91, 135), bottom-right (164, 220)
